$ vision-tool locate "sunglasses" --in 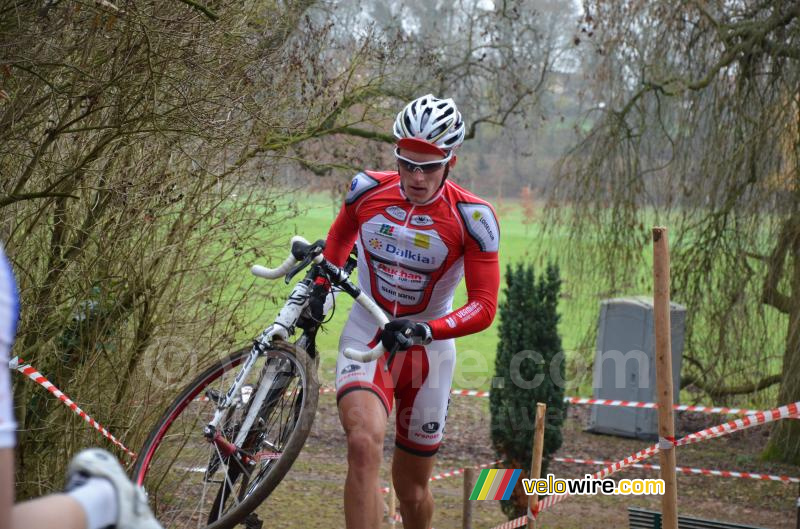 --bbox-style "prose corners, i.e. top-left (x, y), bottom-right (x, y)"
top-left (394, 148), bottom-right (452, 174)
